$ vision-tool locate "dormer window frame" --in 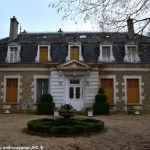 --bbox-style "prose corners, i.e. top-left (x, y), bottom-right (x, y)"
top-left (35, 45), bottom-right (51, 62)
top-left (98, 45), bottom-right (115, 62)
top-left (66, 45), bottom-right (84, 61)
top-left (124, 45), bottom-right (140, 63)
top-left (6, 45), bottom-right (21, 63)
